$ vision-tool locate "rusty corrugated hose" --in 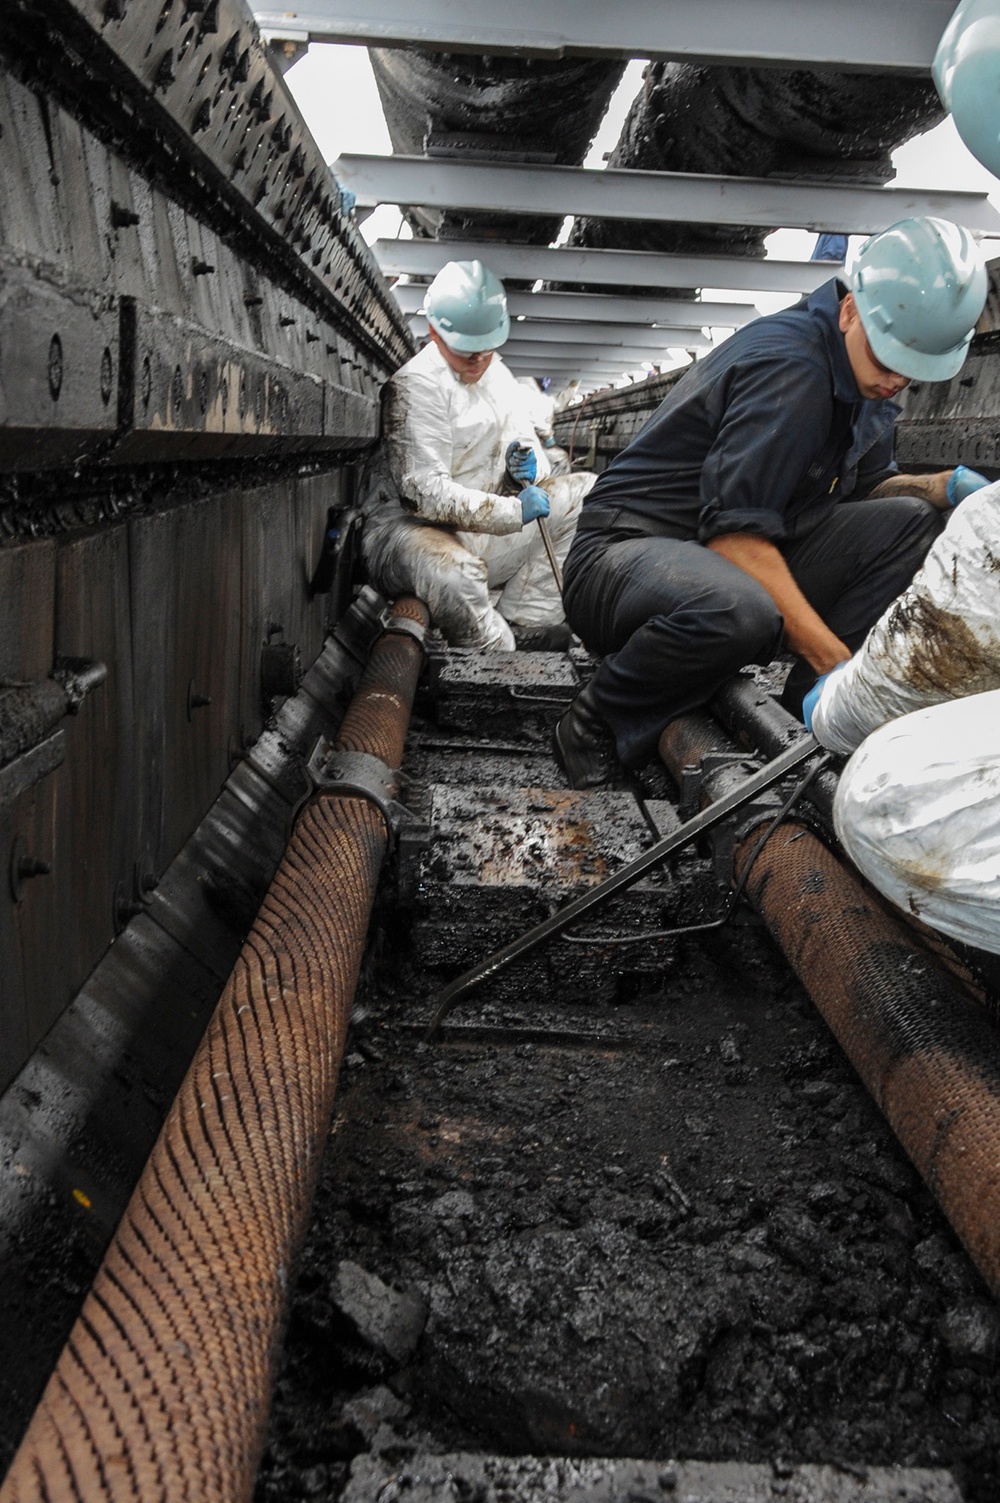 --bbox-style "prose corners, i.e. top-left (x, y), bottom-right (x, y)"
top-left (659, 712), bottom-right (1000, 1298)
top-left (0, 598), bottom-right (428, 1503)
